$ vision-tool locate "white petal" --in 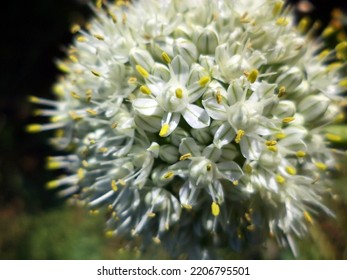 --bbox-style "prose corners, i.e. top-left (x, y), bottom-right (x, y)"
top-left (162, 112), bottom-right (181, 136)
top-left (254, 117), bottom-right (281, 135)
top-left (217, 161), bottom-right (243, 182)
top-left (134, 114), bottom-right (161, 133)
top-left (170, 55), bottom-right (189, 85)
top-left (202, 144), bottom-right (221, 162)
top-left (240, 136), bottom-right (262, 160)
top-left (187, 83), bottom-right (206, 103)
top-left (132, 98), bottom-right (162, 116)
top-left (179, 137), bottom-right (200, 156)
top-left (213, 122), bottom-right (235, 148)
top-left (182, 104), bottom-right (210, 128)
top-left (202, 97), bottom-right (227, 120)
top-left (227, 80), bottom-right (244, 104)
